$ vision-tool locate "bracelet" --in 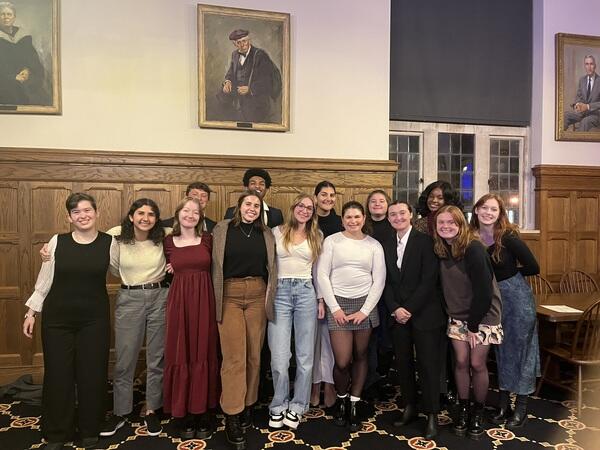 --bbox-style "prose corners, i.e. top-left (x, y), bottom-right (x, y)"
top-left (24, 312), bottom-right (36, 319)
